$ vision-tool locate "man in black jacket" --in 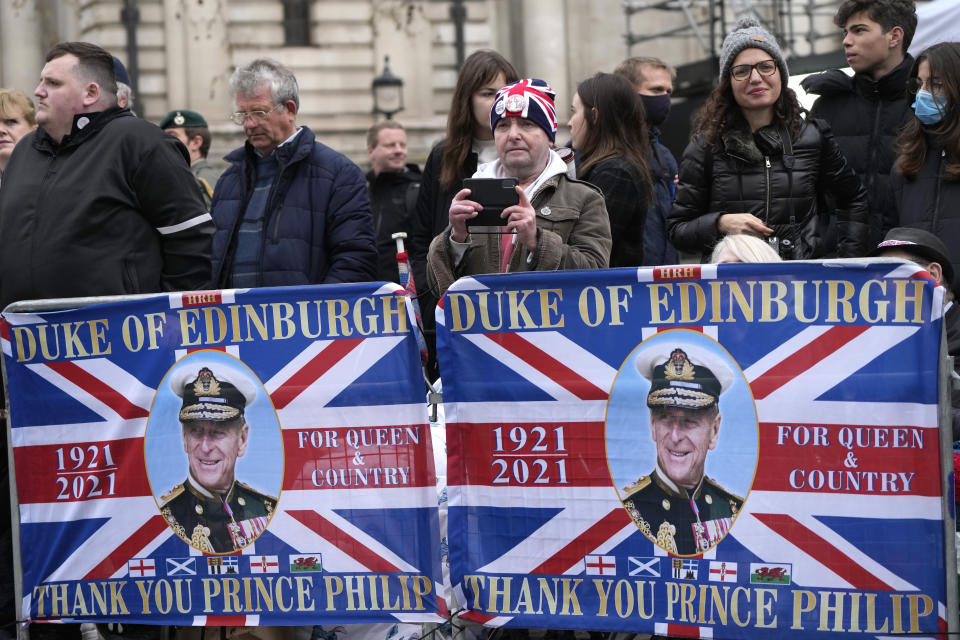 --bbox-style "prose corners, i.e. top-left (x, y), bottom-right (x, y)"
top-left (365, 120), bottom-right (422, 283)
top-left (0, 41), bottom-right (213, 308)
top-left (801, 0), bottom-right (918, 251)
